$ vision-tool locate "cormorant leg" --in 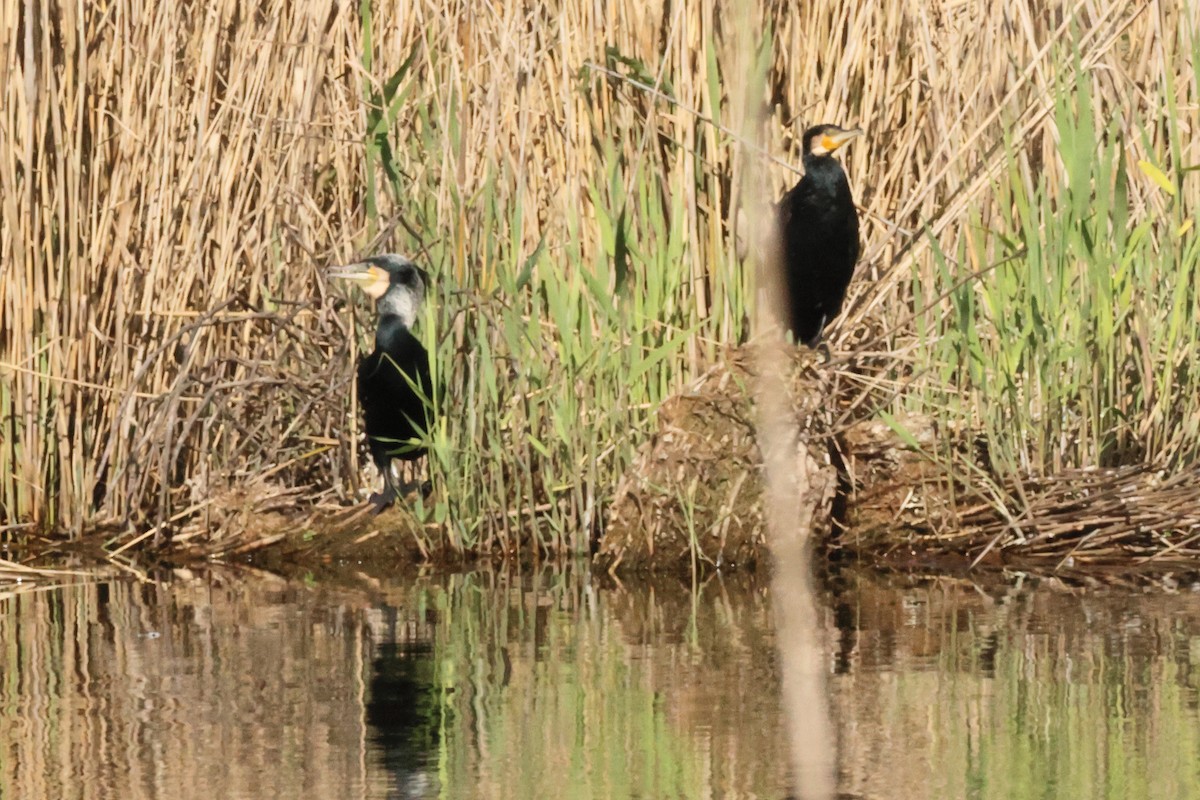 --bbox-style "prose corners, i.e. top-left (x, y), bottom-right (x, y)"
top-left (367, 462), bottom-right (399, 513)
top-left (392, 468), bottom-right (433, 500)
top-left (802, 314), bottom-right (828, 350)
